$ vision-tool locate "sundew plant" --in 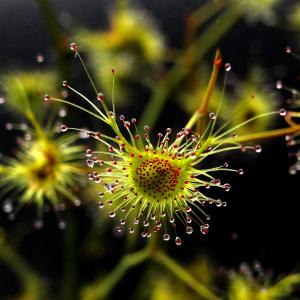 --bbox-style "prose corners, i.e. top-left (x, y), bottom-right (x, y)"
top-left (48, 44), bottom-right (282, 245)
top-left (2, 1), bottom-right (300, 300)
